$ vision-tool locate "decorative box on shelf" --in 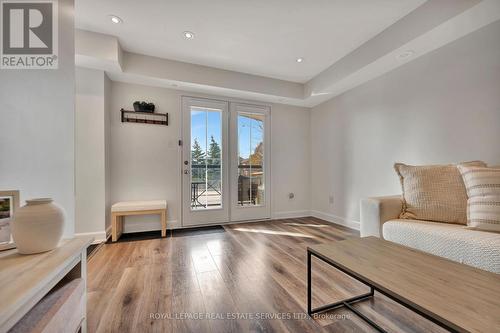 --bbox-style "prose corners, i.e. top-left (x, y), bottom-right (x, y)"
top-left (120, 109), bottom-right (169, 126)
